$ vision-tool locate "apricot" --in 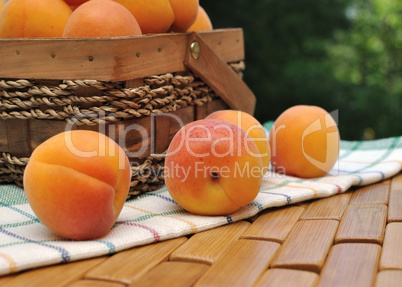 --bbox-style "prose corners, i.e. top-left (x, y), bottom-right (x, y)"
top-left (169, 0), bottom-right (198, 32)
top-left (63, 0), bottom-right (142, 38)
top-left (0, 1), bottom-right (5, 12)
top-left (0, 0), bottom-right (72, 38)
top-left (269, 105), bottom-right (340, 178)
top-left (206, 110), bottom-right (270, 170)
top-left (23, 130), bottom-right (131, 240)
top-left (114, 0), bottom-right (174, 34)
top-left (187, 6), bottom-right (213, 32)
top-left (164, 119), bottom-right (263, 215)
